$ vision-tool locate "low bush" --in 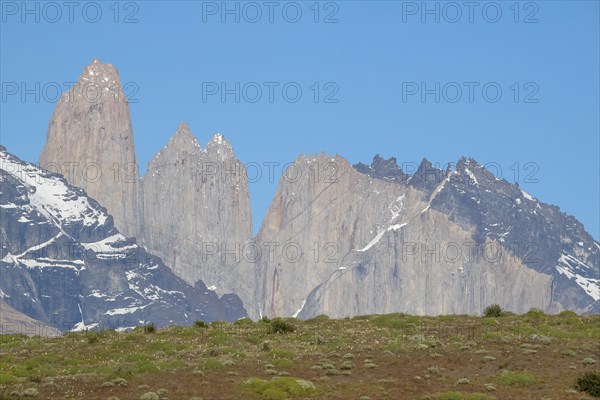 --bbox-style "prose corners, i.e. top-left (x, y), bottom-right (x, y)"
top-left (483, 304), bottom-right (503, 318)
top-left (576, 372), bottom-right (600, 397)
top-left (494, 372), bottom-right (536, 387)
top-left (268, 319), bottom-right (296, 334)
top-left (241, 377), bottom-right (316, 399)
